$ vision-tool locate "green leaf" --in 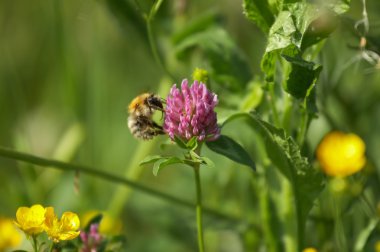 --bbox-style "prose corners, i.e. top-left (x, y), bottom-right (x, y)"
top-left (301, 11), bottom-right (338, 51)
top-left (153, 157), bottom-right (184, 176)
top-left (354, 218), bottom-right (379, 252)
top-left (172, 10), bottom-right (222, 44)
top-left (139, 155), bottom-right (165, 166)
top-left (174, 27), bottom-right (252, 91)
top-left (239, 80), bottom-right (264, 112)
top-left (223, 112), bottom-right (325, 233)
top-left (281, 53), bottom-right (323, 99)
top-left (105, 0), bottom-right (148, 43)
top-left (243, 0), bottom-right (275, 33)
top-left (206, 135), bottom-right (256, 171)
